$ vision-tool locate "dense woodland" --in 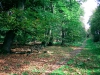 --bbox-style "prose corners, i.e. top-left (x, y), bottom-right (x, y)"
top-left (0, 0), bottom-right (86, 53)
top-left (1, 0), bottom-right (100, 75)
top-left (89, 3), bottom-right (100, 42)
